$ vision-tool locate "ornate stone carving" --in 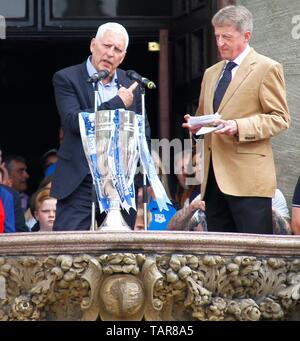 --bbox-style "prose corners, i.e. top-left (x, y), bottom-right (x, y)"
top-left (99, 275), bottom-right (145, 320)
top-left (0, 233), bottom-right (300, 320)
